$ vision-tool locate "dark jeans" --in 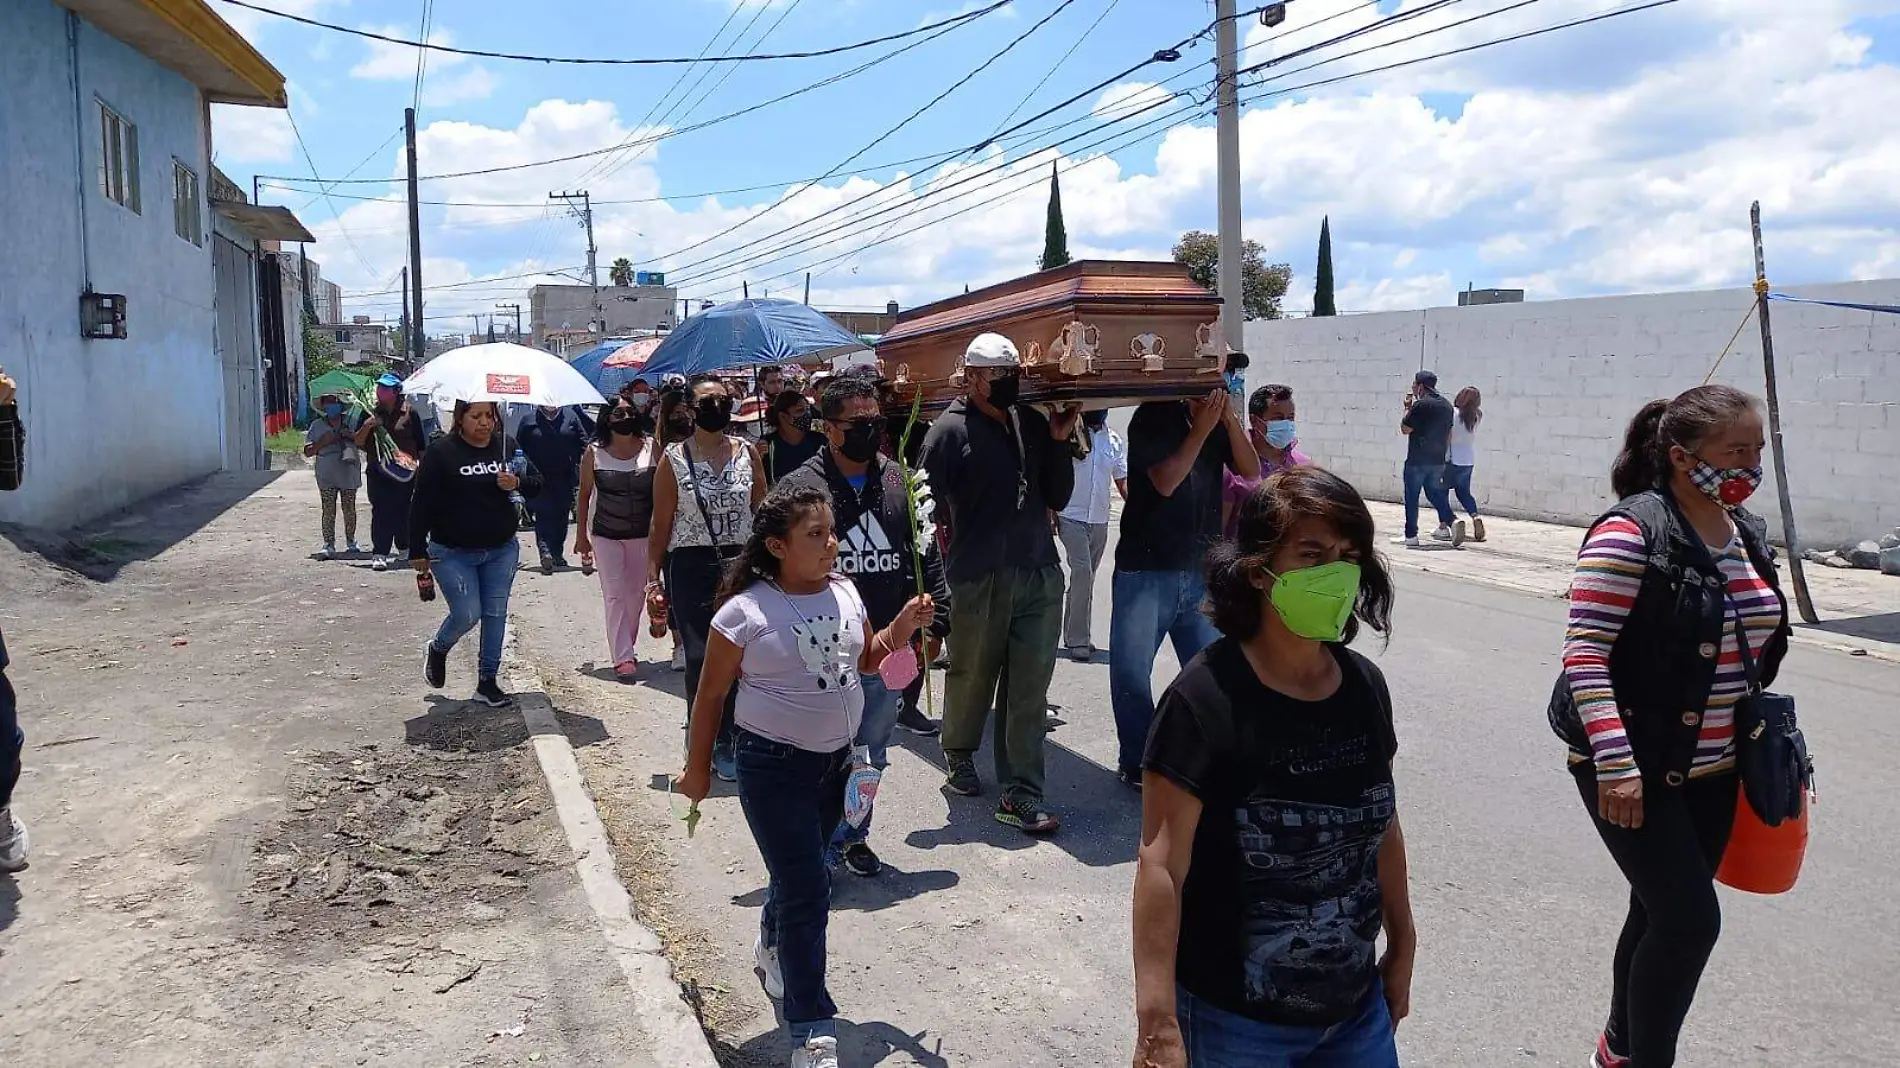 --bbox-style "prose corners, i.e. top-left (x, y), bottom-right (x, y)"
top-left (1575, 768), bottom-right (1737, 1067)
top-left (365, 472), bottom-right (413, 556)
top-left (668, 545), bottom-right (739, 751)
top-left (428, 539), bottom-right (520, 680)
top-left (735, 729), bottom-right (849, 1043)
top-left (531, 480), bottom-right (573, 560)
top-left (1444, 463), bottom-right (1479, 517)
top-left (1, 631), bottom-right (20, 812)
top-left (1110, 568), bottom-right (1220, 774)
top-left (941, 565), bottom-right (1062, 806)
top-left (1177, 981), bottom-right (1397, 1067)
top-left (1402, 461), bottom-right (1455, 538)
